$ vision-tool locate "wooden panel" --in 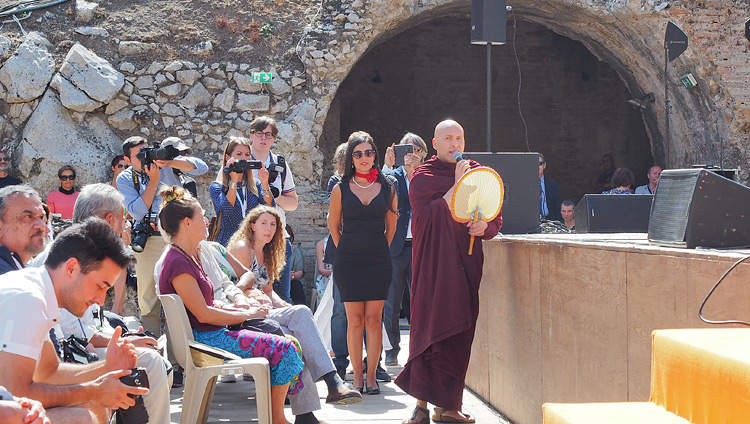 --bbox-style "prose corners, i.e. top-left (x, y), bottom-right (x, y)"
top-left (687, 258), bottom-right (750, 327)
top-left (540, 244), bottom-right (628, 404)
top-left (625, 252), bottom-right (689, 400)
top-left (466, 251), bottom-right (491, 400)
top-left (488, 242), bottom-right (542, 424)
